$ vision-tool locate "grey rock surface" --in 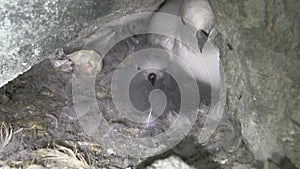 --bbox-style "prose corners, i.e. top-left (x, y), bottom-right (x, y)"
top-left (210, 0), bottom-right (300, 167)
top-left (145, 156), bottom-right (195, 169)
top-left (0, 0), bottom-right (163, 87)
